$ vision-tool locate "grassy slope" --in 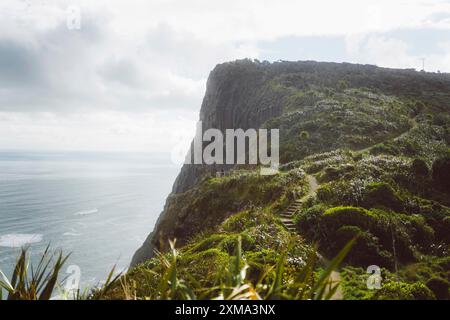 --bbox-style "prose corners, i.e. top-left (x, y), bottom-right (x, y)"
top-left (109, 70), bottom-right (450, 300)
